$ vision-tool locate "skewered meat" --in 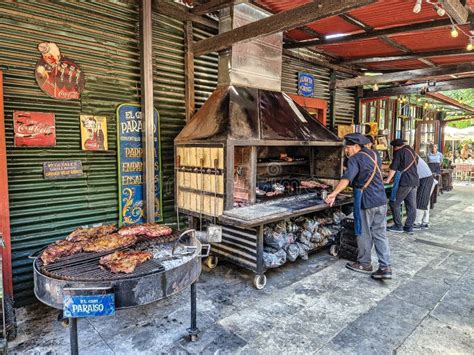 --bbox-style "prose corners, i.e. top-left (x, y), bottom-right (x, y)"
top-left (83, 233), bottom-right (137, 253)
top-left (99, 251), bottom-right (153, 274)
top-left (41, 240), bottom-right (84, 265)
top-left (66, 224), bottom-right (117, 242)
top-left (118, 223), bottom-right (172, 238)
top-left (300, 180), bottom-right (329, 189)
